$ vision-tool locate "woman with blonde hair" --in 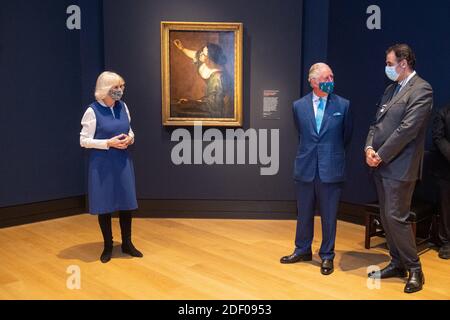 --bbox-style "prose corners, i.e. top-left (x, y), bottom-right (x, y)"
top-left (80, 71), bottom-right (143, 263)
